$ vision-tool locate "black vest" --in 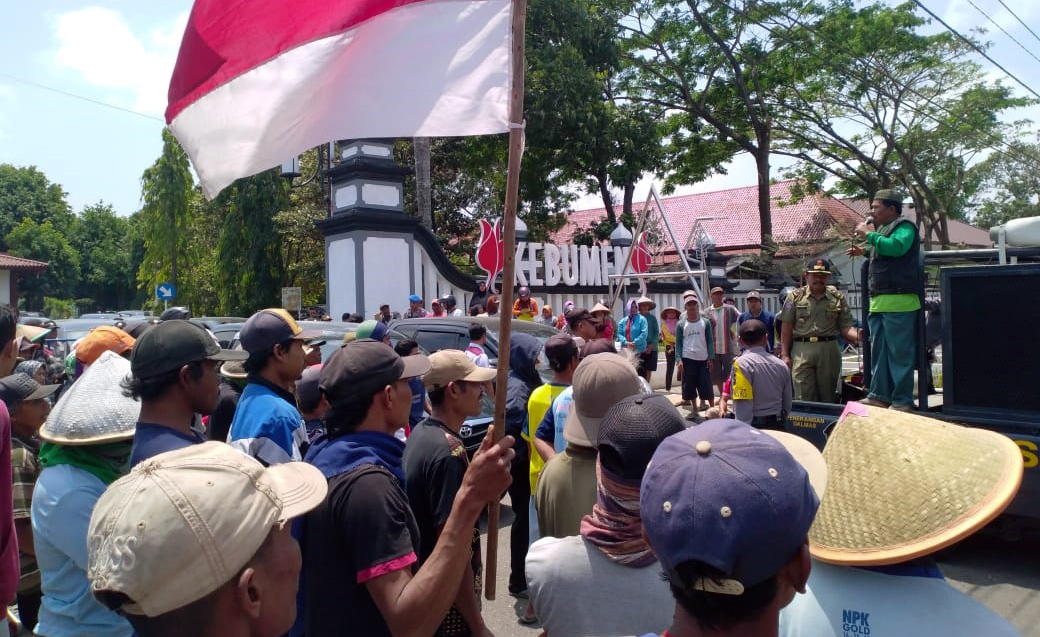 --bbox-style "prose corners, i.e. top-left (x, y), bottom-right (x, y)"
top-left (869, 217), bottom-right (922, 295)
